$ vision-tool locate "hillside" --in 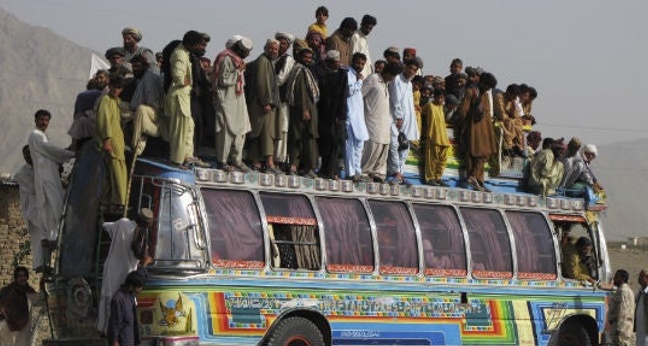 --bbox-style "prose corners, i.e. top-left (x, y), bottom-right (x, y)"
top-left (0, 7), bottom-right (91, 173)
